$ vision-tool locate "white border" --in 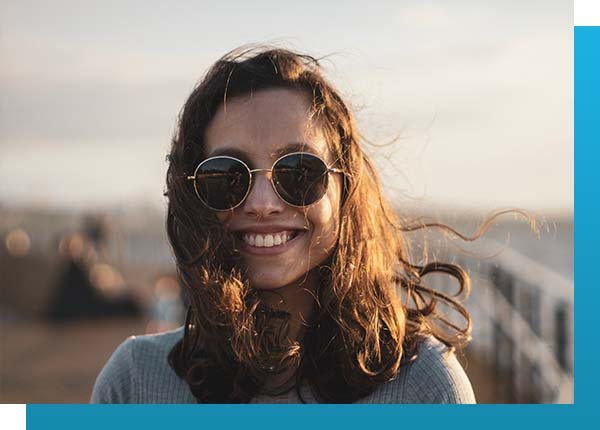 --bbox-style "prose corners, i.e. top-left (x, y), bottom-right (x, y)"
top-left (0, 405), bottom-right (26, 430)
top-left (575, 0), bottom-right (600, 26)
top-left (0, 404), bottom-right (27, 430)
